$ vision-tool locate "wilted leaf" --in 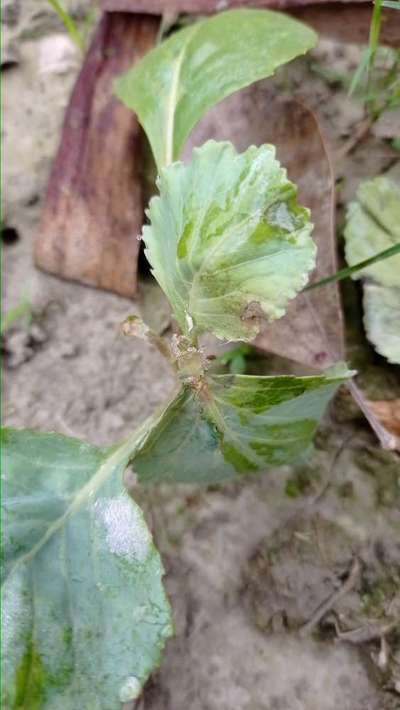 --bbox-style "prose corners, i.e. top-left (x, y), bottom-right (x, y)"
top-left (1, 429), bottom-right (172, 709)
top-left (133, 365), bottom-right (351, 483)
top-left (290, 4), bottom-right (400, 48)
top-left (344, 176), bottom-right (400, 364)
top-left (115, 8), bottom-right (317, 168)
top-left (143, 140), bottom-right (315, 342)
